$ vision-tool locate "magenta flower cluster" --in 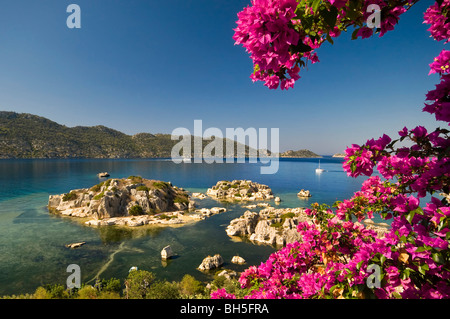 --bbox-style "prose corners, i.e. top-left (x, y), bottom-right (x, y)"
top-left (233, 0), bottom-right (414, 89)
top-left (424, 0), bottom-right (450, 42)
top-left (233, 0), bottom-right (303, 90)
